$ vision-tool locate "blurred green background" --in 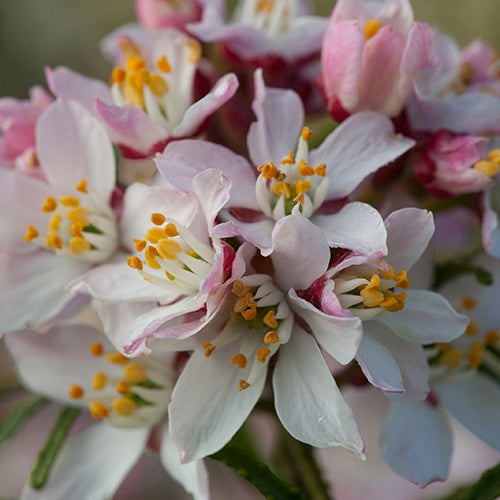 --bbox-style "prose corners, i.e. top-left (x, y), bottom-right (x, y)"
top-left (0, 0), bottom-right (498, 98)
